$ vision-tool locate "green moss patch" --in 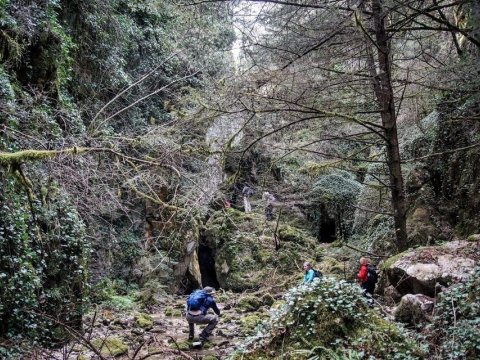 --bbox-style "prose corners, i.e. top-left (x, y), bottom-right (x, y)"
top-left (135, 313), bottom-right (154, 329)
top-left (238, 296), bottom-right (263, 312)
top-left (239, 314), bottom-right (263, 335)
top-left (92, 337), bottom-right (128, 357)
